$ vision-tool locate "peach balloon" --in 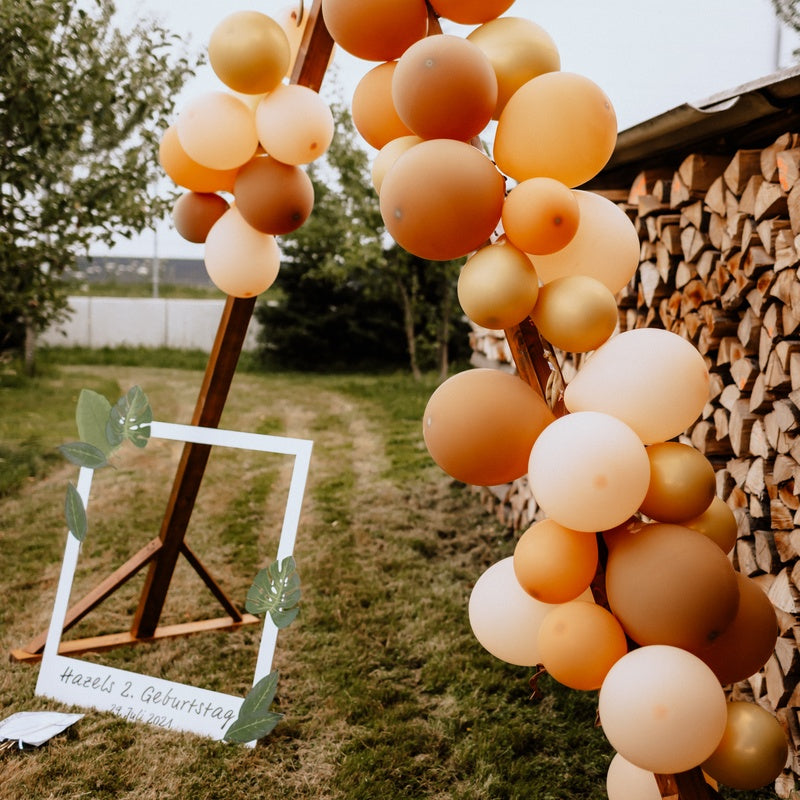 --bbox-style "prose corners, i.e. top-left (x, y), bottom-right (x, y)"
top-left (208, 11), bottom-right (290, 95)
top-left (468, 17), bottom-right (560, 118)
top-left (371, 135), bottom-right (423, 193)
top-left (513, 518), bottom-right (598, 604)
top-left (233, 155), bottom-right (314, 235)
top-left (380, 139), bottom-right (505, 261)
top-left (701, 702), bottom-right (789, 790)
top-left (683, 496), bottom-right (738, 554)
top-left (392, 35), bottom-right (497, 142)
top-left (204, 207), bottom-right (280, 298)
top-left (530, 190), bottom-right (640, 294)
top-left (528, 411), bottom-right (650, 532)
top-left (429, 0), bottom-right (514, 24)
top-left (502, 177), bottom-right (579, 256)
top-left (457, 237), bottom-right (539, 330)
top-left (423, 368), bottom-right (554, 486)
top-left (606, 753), bottom-right (661, 800)
top-left (176, 92), bottom-right (259, 171)
top-left (352, 62), bottom-right (413, 150)
top-left (605, 523), bottom-right (739, 651)
top-left (564, 328), bottom-right (710, 444)
top-left (172, 192), bottom-right (230, 244)
top-left (599, 645), bottom-right (728, 774)
top-left (159, 126), bottom-right (239, 193)
top-left (321, 0), bottom-right (428, 61)
top-left (530, 275), bottom-right (618, 353)
top-left (494, 72), bottom-right (617, 188)
top-left (468, 557), bottom-right (557, 667)
top-left (639, 442), bottom-right (716, 523)
top-left (255, 85), bottom-right (334, 166)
